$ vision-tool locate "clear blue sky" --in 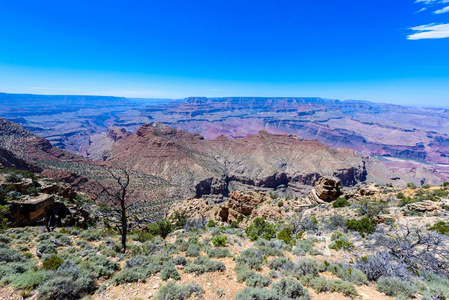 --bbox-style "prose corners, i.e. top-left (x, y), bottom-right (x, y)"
top-left (0, 0), bottom-right (448, 106)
